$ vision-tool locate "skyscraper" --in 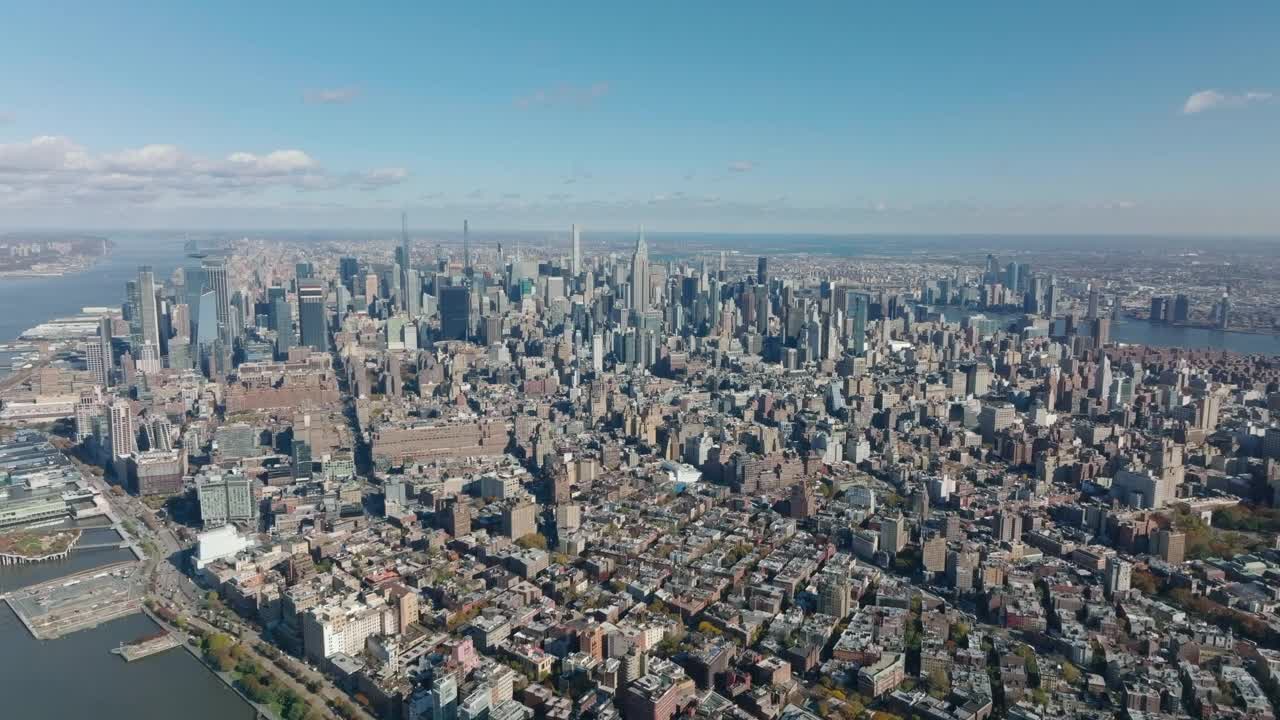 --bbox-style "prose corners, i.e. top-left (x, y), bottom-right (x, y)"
top-left (847, 292), bottom-right (869, 355)
top-left (399, 212), bottom-right (412, 311)
top-left (462, 219), bottom-right (471, 276)
top-left (96, 316), bottom-right (113, 387)
top-left (109, 400), bottom-right (134, 460)
top-left (440, 285), bottom-right (470, 341)
top-left (201, 257), bottom-right (231, 337)
top-left (571, 224), bottom-right (582, 276)
top-left (1087, 283), bottom-right (1100, 320)
top-left (630, 226), bottom-right (648, 312)
top-left (268, 287), bottom-right (294, 358)
top-left (298, 280), bottom-right (327, 351)
top-left (757, 256), bottom-right (769, 285)
top-left (136, 265), bottom-right (161, 353)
